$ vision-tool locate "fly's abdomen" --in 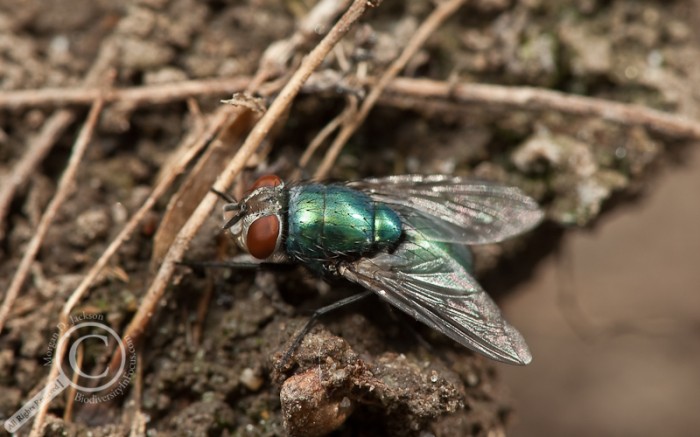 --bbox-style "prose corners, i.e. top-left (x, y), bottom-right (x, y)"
top-left (286, 184), bottom-right (401, 260)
